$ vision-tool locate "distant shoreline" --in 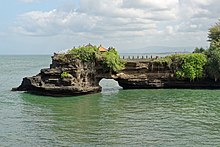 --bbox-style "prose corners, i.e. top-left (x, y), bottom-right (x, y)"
top-left (0, 51), bottom-right (190, 56)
